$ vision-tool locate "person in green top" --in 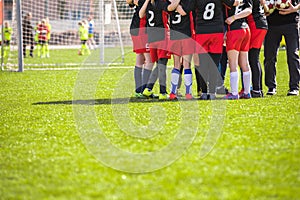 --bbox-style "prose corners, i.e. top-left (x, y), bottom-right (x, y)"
top-left (3, 21), bottom-right (13, 58)
top-left (78, 21), bottom-right (90, 56)
top-left (45, 17), bottom-right (51, 58)
top-left (34, 21), bottom-right (41, 57)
